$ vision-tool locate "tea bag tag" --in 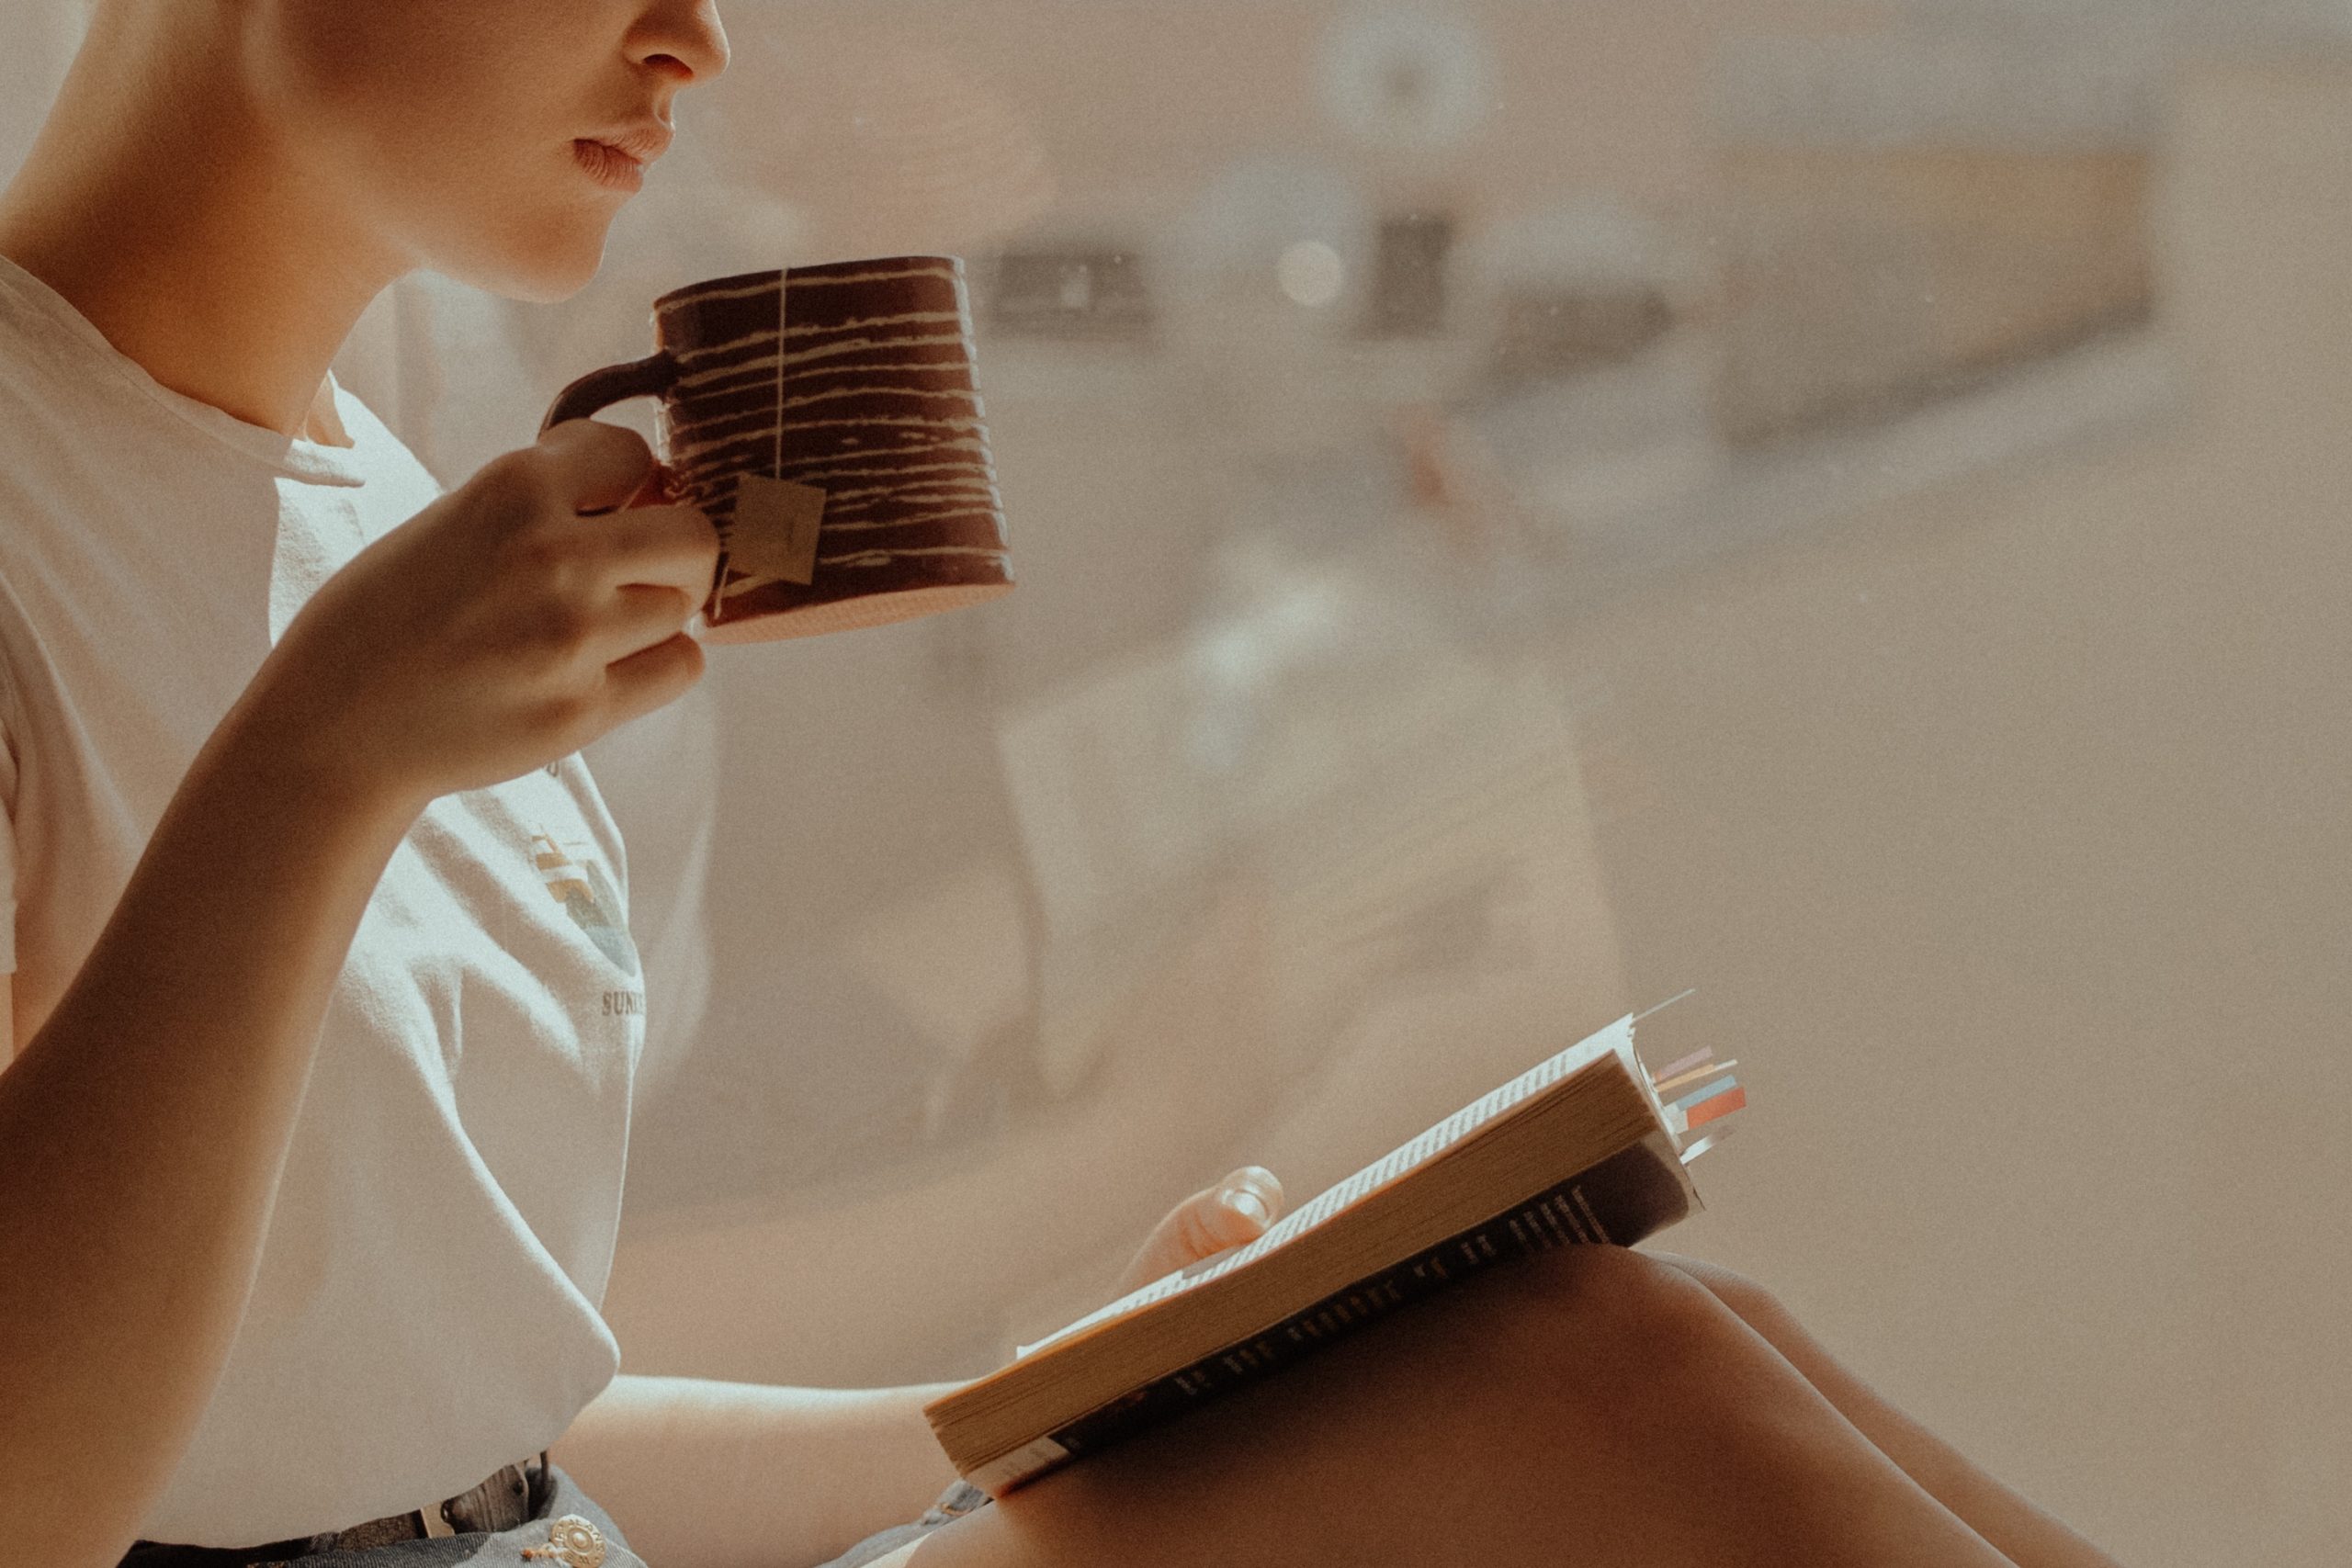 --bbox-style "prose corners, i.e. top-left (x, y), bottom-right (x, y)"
top-left (728, 474), bottom-right (828, 585)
